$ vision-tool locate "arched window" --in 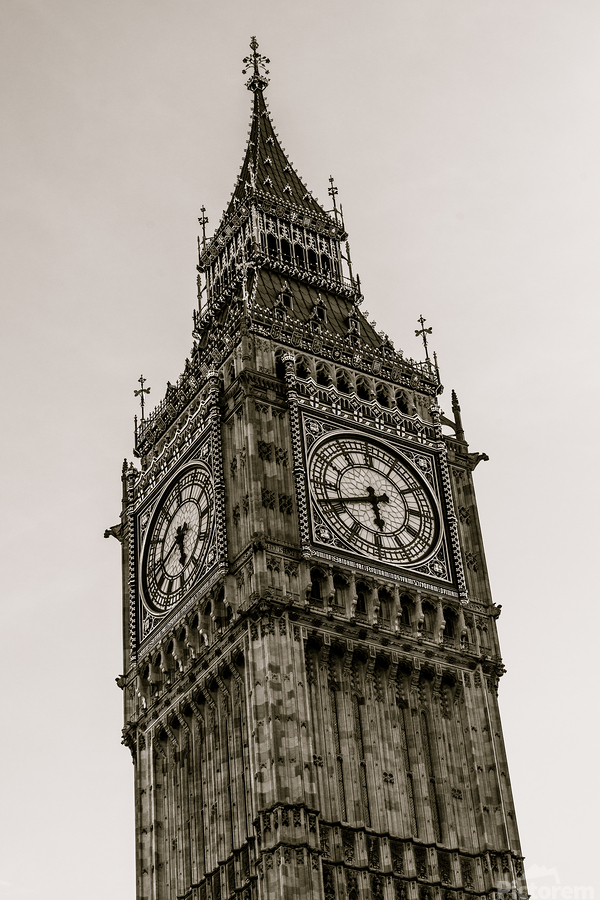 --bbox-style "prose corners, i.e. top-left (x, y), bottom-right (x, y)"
top-left (396, 391), bottom-right (409, 414)
top-left (422, 601), bottom-right (436, 636)
top-left (378, 588), bottom-right (393, 625)
top-left (356, 582), bottom-right (368, 616)
top-left (267, 232), bottom-right (278, 257)
top-left (281, 239), bottom-right (292, 264)
top-left (227, 359), bottom-right (236, 385)
top-left (310, 567), bottom-right (326, 605)
top-left (296, 357), bottom-right (311, 379)
top-left (376, 384), bottom-right (391, 408)
top-left (463, 614), bottom-right (474, 645)
top-left (356, 378), bottom-right (371, 401)
top-left (400, 594), bottom-right (413, 628)
top-left (478, 622), bottom-right (490, 650)
top-left (337, 370), bottom-right (352, 394)
top-left (316, 362), bottom-right (331, 387)
top-left (294, 244), bottom-right (305, 268)
top-left (443, 607), bottom-right (457, 639)
top-left (333, 574), bottom-right (348, 609)
top-left (307, 248), bottom-right (318, 272)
